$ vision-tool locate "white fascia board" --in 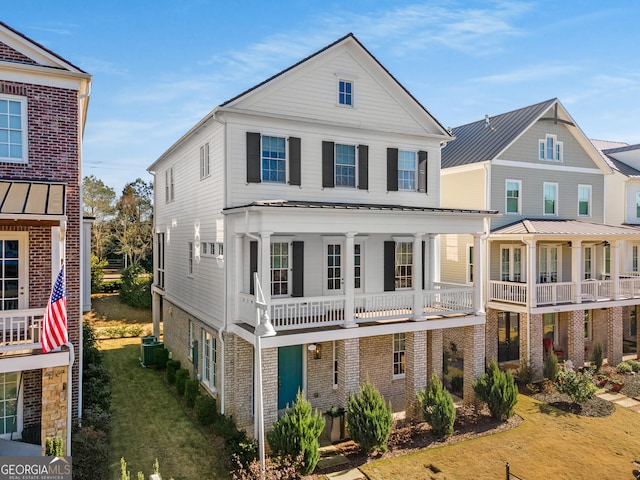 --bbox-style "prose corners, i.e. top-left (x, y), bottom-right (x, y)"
top-left (440, 161), bottom-right (489, 176)
top-left (0, 351), bottom-right (69, 373)
top-left (0, 61), bottom-right (90, 90)
top-left (492, 158), bottom-right (603, 175)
